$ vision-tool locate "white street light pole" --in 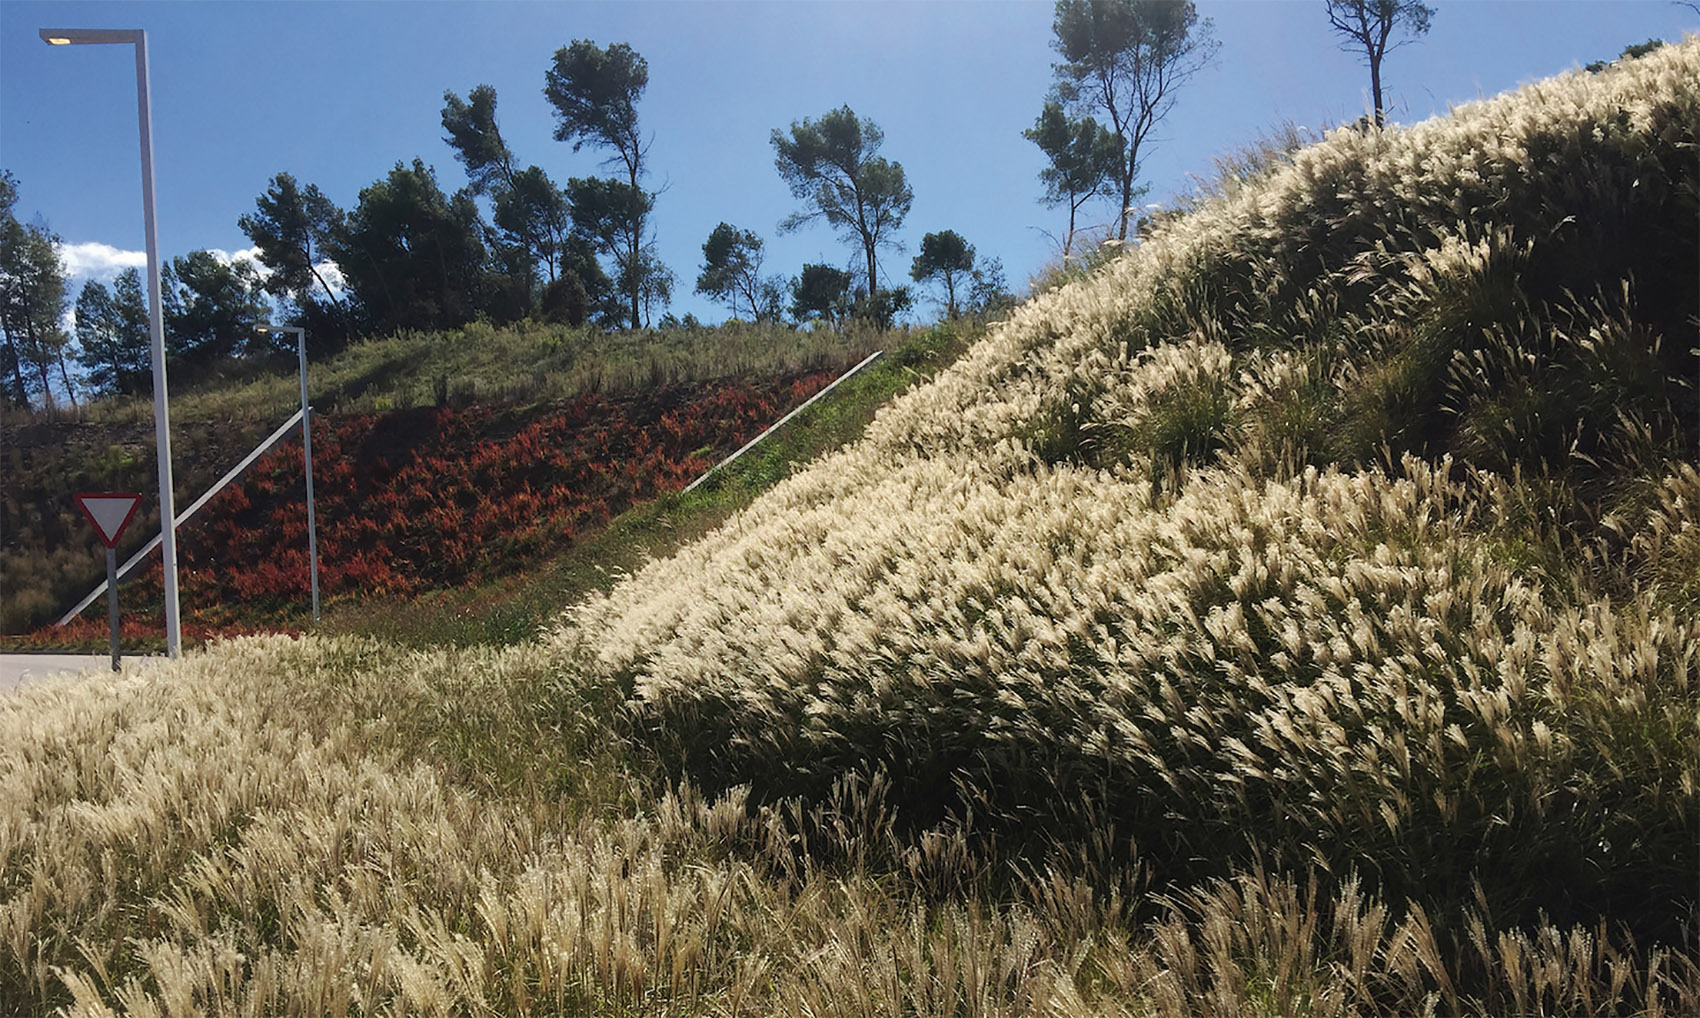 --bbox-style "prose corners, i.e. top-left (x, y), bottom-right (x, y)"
top-left (257, 325), bottom-right (320, 622)
top-left (42, 27), bottom-right (183, 657)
